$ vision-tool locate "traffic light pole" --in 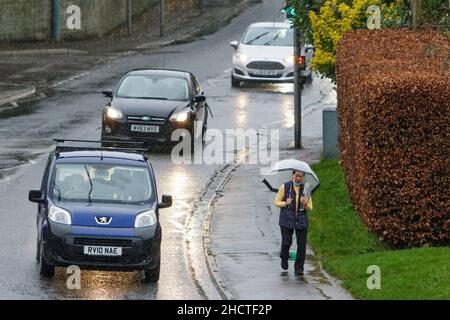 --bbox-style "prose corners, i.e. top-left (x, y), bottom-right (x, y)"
top-left (293, 26), bottom-right (302, 149)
